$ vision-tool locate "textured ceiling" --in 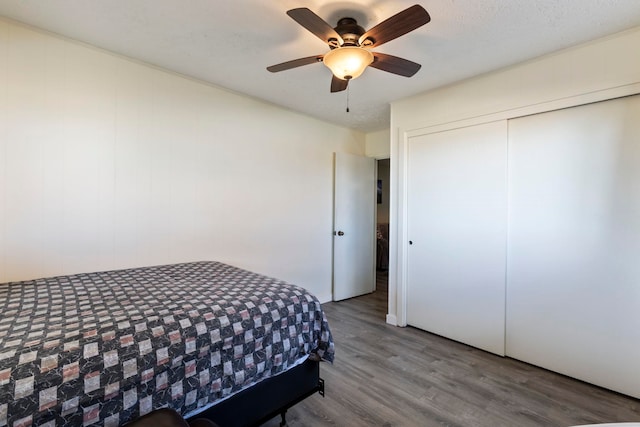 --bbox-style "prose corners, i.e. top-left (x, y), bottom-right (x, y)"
top-left (1, 0), bottom-right (640, 132)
